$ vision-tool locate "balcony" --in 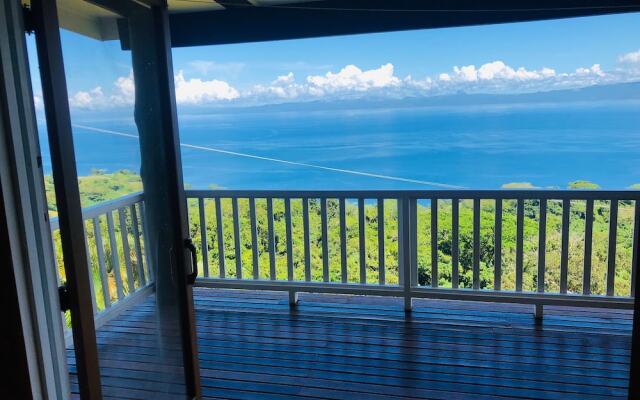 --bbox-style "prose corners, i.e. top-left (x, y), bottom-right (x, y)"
top-left (51, 189), bottom-right (636, 399)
